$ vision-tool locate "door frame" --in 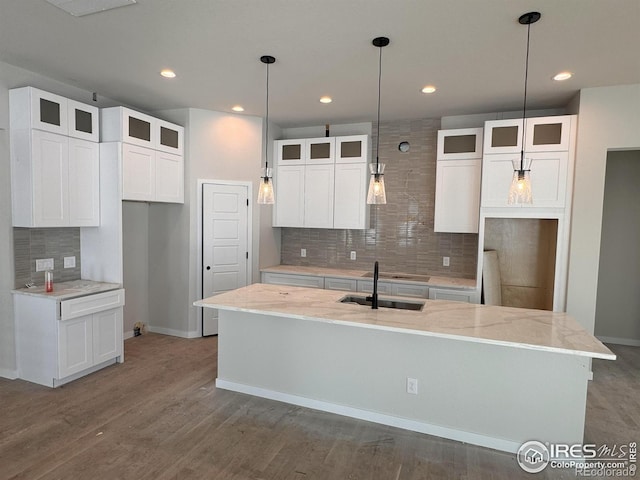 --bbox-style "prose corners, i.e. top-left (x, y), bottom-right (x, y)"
top-left (197, 179), bottom-right (253, 337)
